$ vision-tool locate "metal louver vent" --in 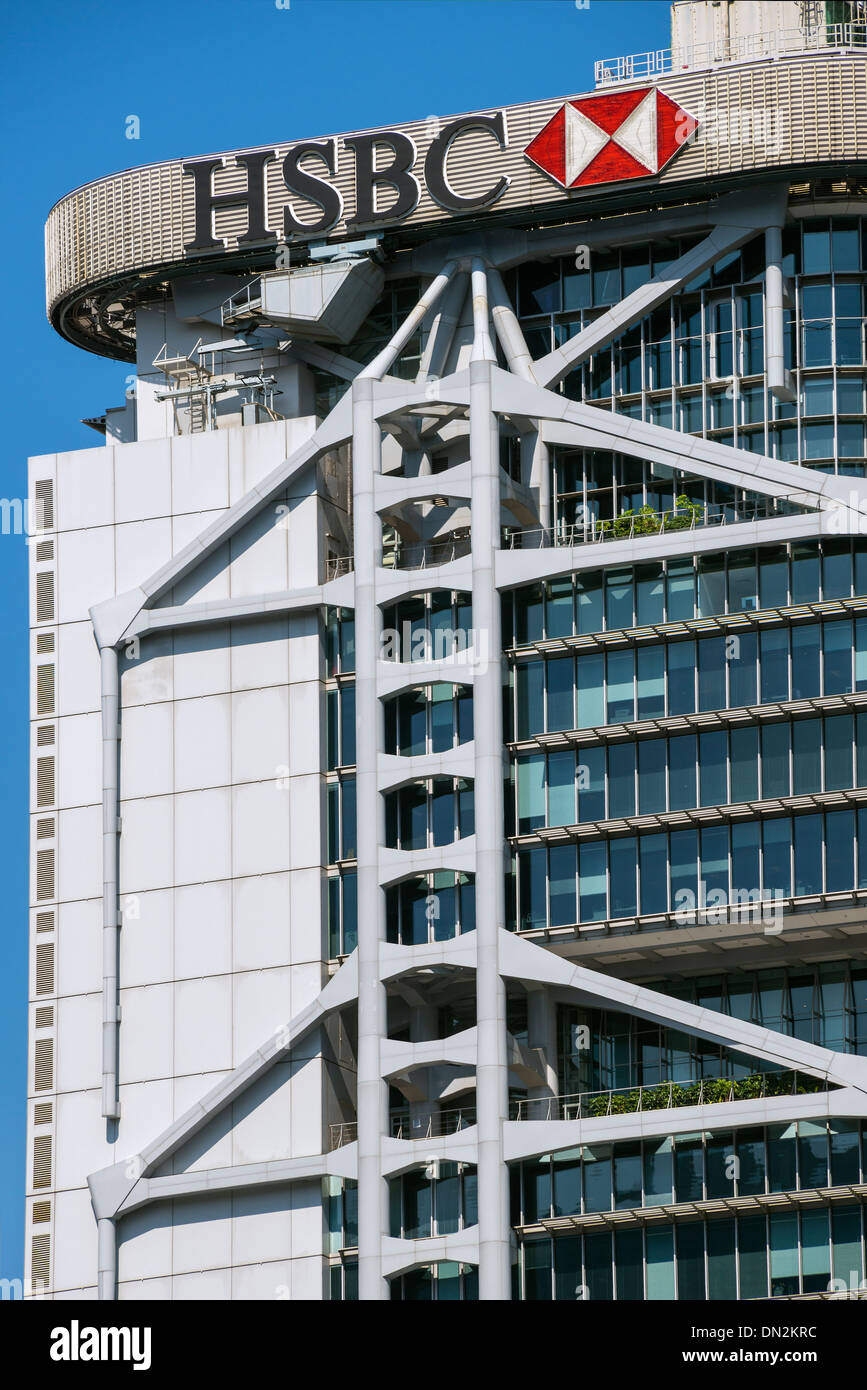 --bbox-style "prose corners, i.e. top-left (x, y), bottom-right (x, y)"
top-left (31, 1233), bottom-right (50, 1287)
top-left (36, 758), bottom-right (55, 806)
top-left (35, 942), bottom-right (54, 994)
top-left (35, 912), bottom-right (53, 934)
top-left (36, 632), bottom-right (54, 653)
top-left (33, 480), bottom-right (54, 531)
top-left (36, 849), bottom-right (55, 901)
top-left (35, 541), bottom-right (54, 562)
top-left (35, 572), bottom-right (54, 623)
top-left (36, 665), bottom-right (55, 715)
top-left (36, 819), bottom-right (55, 840)
top-left (32, 1201), bottom-right (51, 1224)
top-left (36, 726), bottom-right (55, 745)
top-left (35, 1006), bottom-right (53, 1029)
top-left (33, 1102), bottom-right (52, 1125)
top-left (32, 1134), bottom-right (52, 1187)
top-left (34, 1038), bottom-right (53, 1091)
